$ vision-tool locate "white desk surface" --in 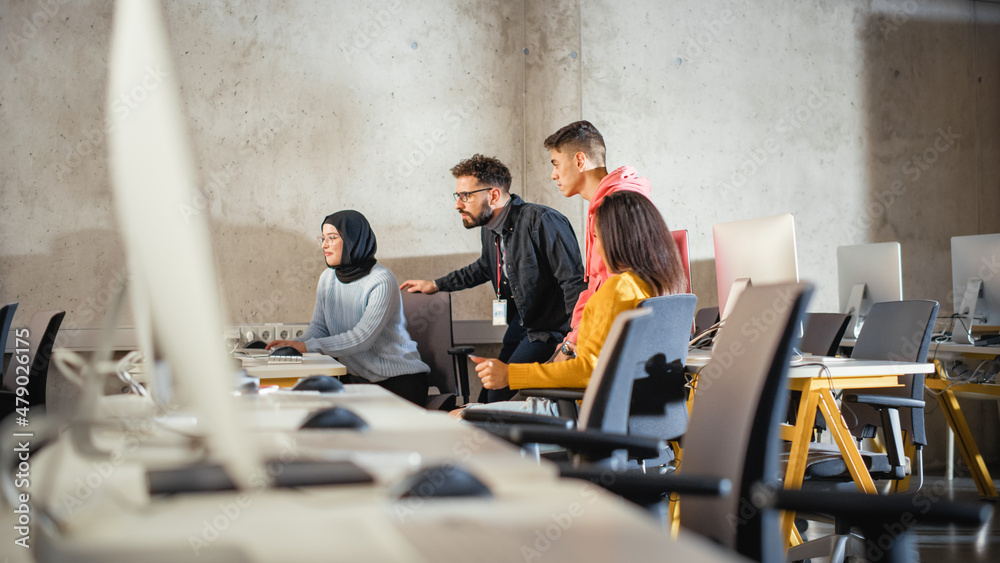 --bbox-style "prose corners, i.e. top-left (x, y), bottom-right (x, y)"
top-left (842, 337), bottom-right (1000, 357)
top-left (22, 385), bottom-right (743, 563)
top-left (239, 352), bottom-right (347, 379)
top-left (686, 349), bottom-right (935, 378)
